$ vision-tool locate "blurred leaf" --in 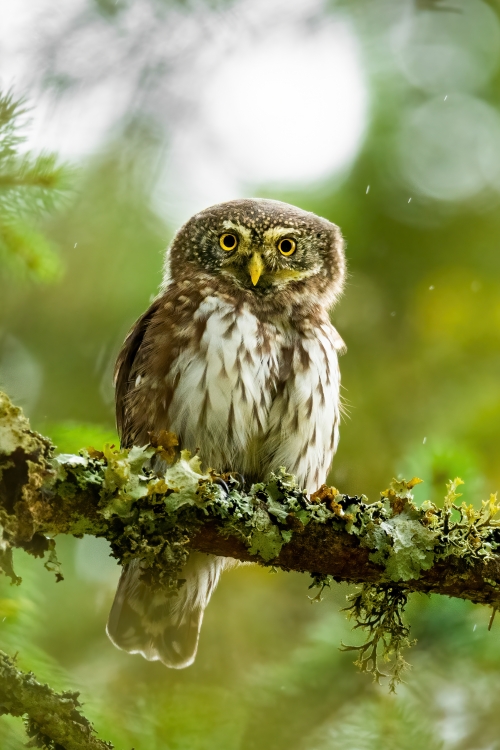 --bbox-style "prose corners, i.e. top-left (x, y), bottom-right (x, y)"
top-left (311, 696), bottom-right (444, 750)
top-left (42, 421), bottom-right (119, 454)
top-left (0, 217), bottom-right (62, 282)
